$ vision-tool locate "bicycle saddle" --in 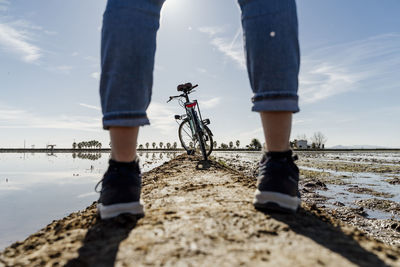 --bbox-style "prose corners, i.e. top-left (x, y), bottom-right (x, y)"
top-left (177, 82), bottom-right (192, 92)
